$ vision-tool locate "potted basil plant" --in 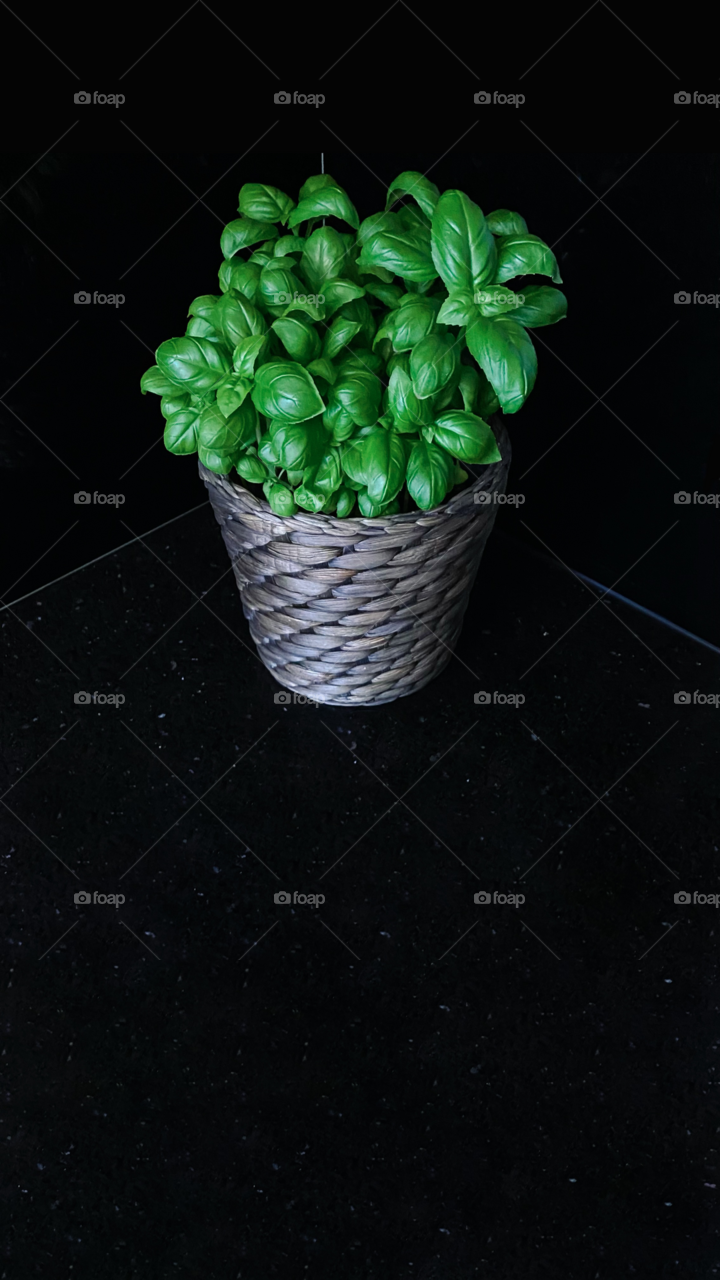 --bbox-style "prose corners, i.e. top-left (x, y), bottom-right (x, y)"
top-left (141, 170), bottom-right (567, 706)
